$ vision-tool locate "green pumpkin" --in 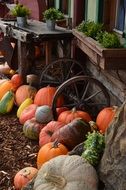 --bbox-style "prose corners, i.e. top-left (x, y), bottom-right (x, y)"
top-left (23, 117), bottom-right (46, 140)
top-left (35, 105), bottom-right (53, 124)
